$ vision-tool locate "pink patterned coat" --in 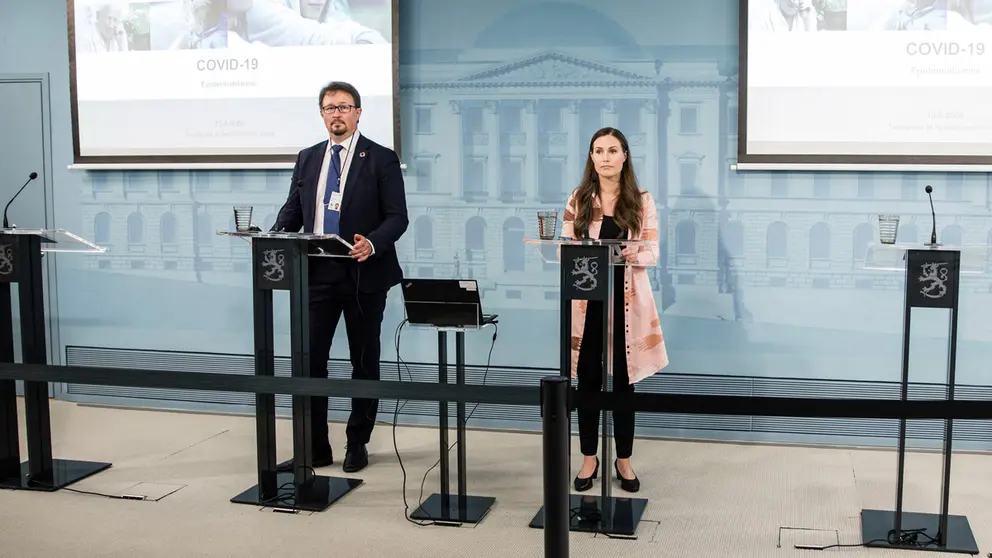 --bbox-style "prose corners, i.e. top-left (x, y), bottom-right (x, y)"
top-left (561, 189), bottom-right (669, 384)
